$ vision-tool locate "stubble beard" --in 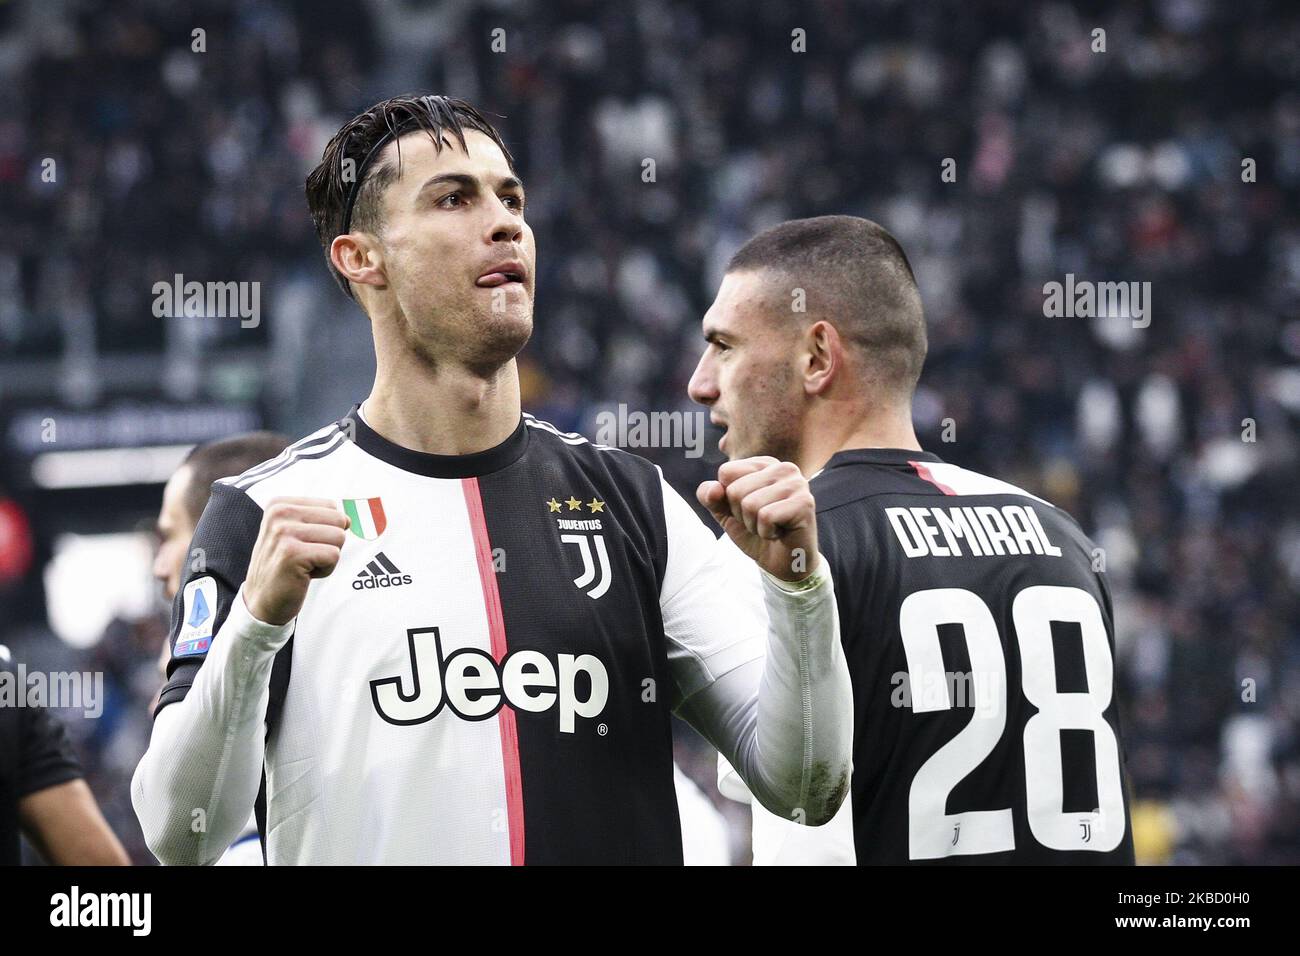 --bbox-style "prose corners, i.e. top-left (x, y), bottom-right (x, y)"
top-left (735, 365), bottom-right (803, 465)
top-left (732, 425), bottom-right (801, 465)
top-left (464, 300), bottom-right (533, 376)
top-left (403, 294), bottom-right (534, 377)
